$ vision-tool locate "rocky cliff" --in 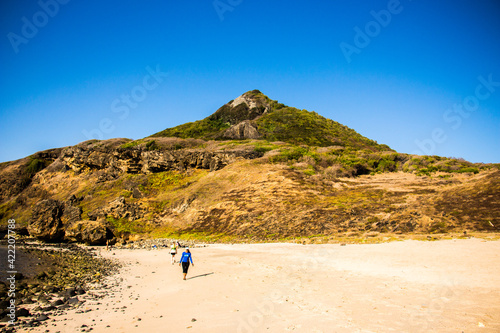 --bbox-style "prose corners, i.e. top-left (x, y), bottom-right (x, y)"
top-left (61, 139), bottom-right (263, 175)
